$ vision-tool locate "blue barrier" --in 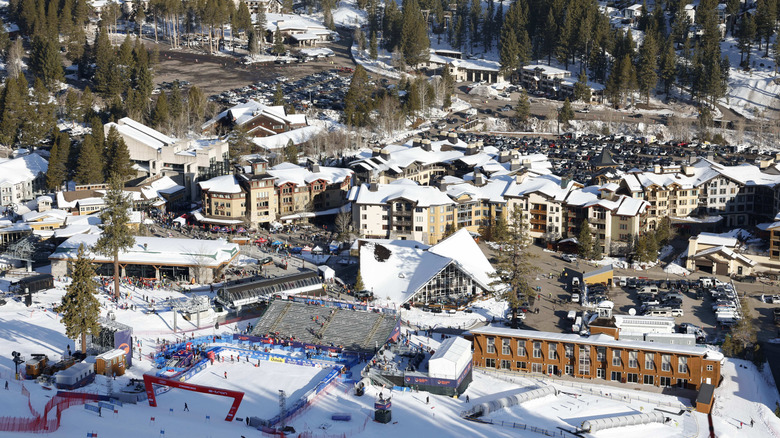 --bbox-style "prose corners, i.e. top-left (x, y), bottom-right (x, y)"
top-left (98, 402), bottom-right (114, 410)
top-left (85, 404), bottom-right (101, 414)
